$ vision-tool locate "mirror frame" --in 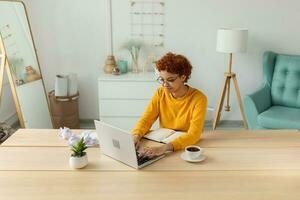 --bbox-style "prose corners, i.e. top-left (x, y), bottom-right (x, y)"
top-left (0, 0), bottom-right (53, 128)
